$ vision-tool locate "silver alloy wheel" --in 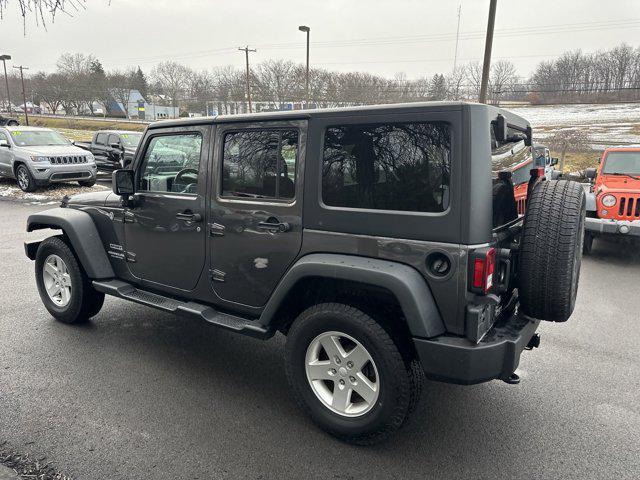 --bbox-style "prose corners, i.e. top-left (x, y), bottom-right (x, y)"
top-left (305, 331), bottom-right (380, 417)
top-left (17, 167), bottom-right (29, 190)
top-left (42, 254), bottom-right (72, 307)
